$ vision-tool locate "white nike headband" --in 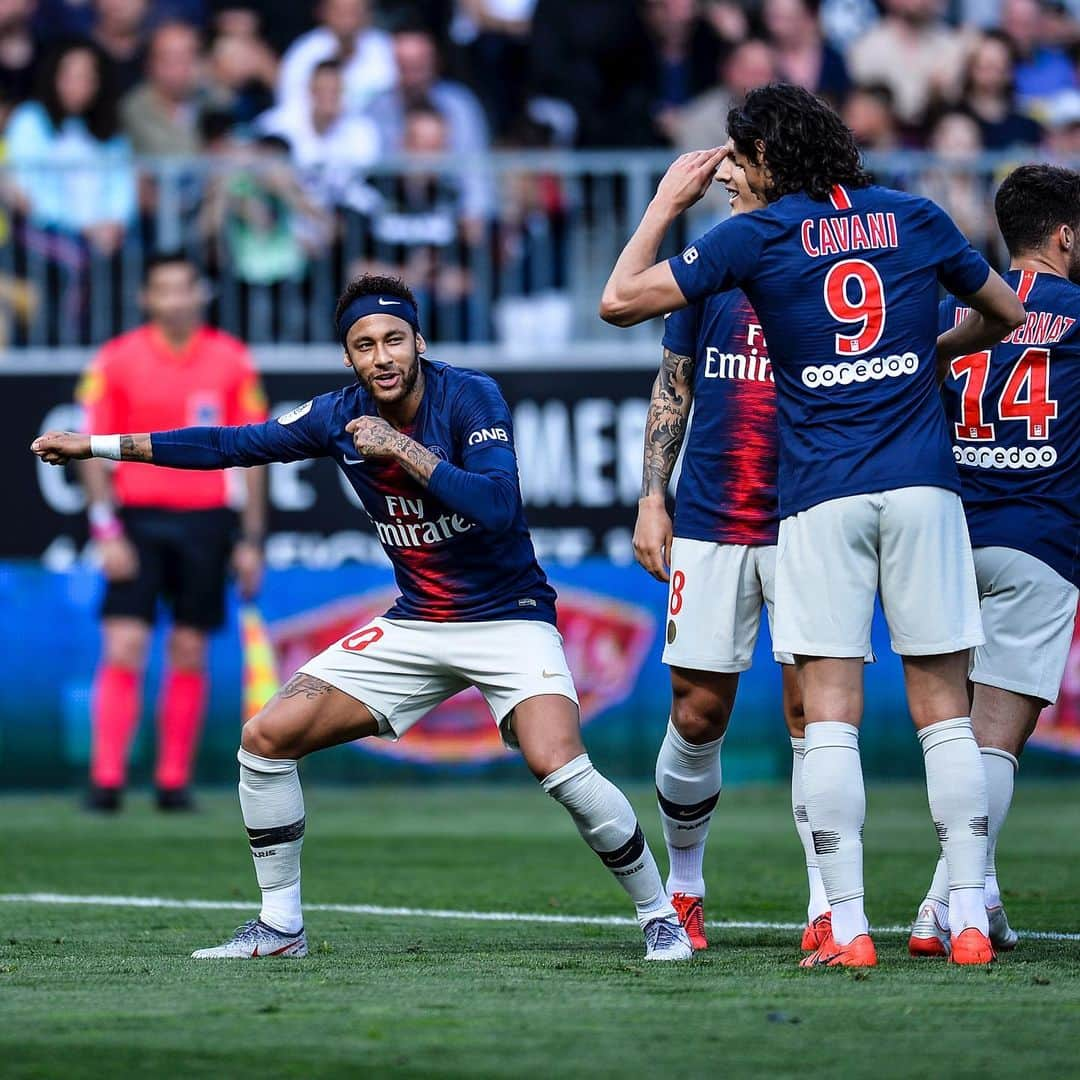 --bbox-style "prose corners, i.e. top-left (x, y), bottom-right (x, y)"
top-left (337, 295), bottom-right (421, 345)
